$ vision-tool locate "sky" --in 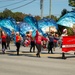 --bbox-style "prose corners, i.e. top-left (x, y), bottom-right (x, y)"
top-left (0, 0), bottom-right (73, 17)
